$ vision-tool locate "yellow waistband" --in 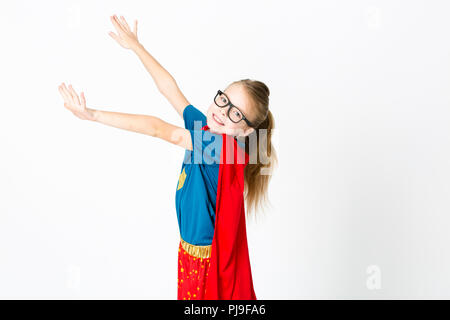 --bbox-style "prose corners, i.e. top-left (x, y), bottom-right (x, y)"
top-left (180, 237), bottom-right (212, 259)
